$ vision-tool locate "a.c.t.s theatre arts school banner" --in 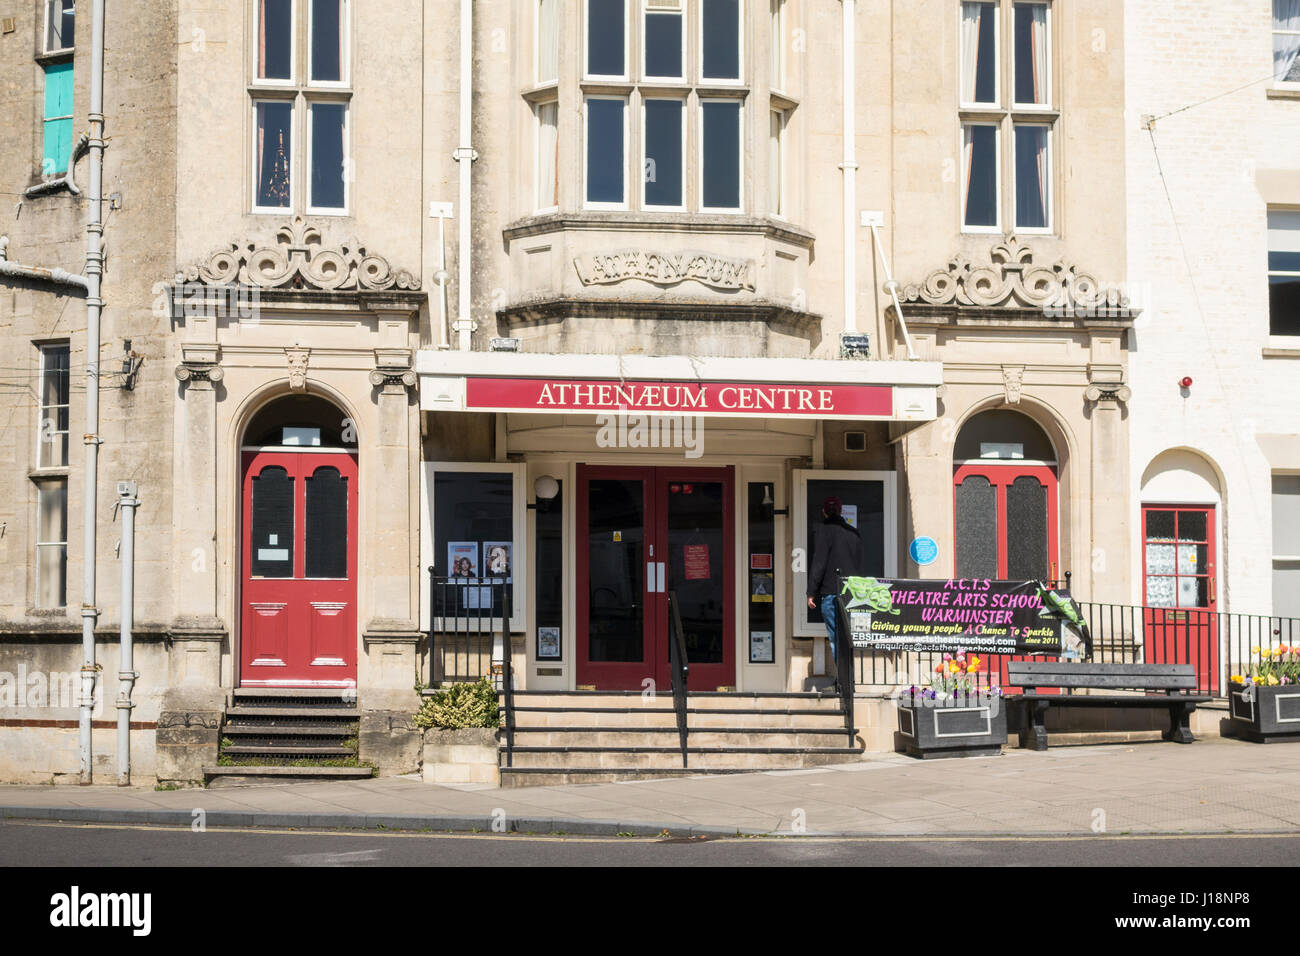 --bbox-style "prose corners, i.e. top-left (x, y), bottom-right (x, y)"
top-left (838, 577), bottom-right (1089, 656)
